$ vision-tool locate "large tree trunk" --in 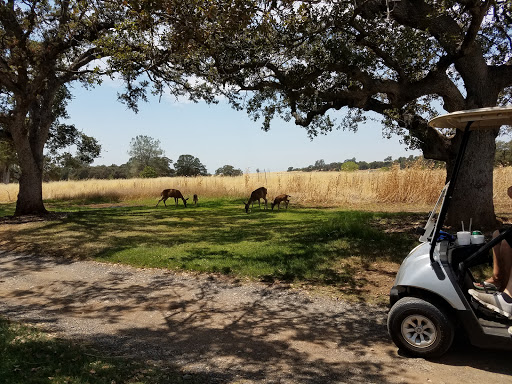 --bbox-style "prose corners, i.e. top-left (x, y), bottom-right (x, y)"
top-left (9, 118), bottom-right (50, 216)
top-left (15, 160), bottom-right (47, 216)
top-left (409, 111), bottom-right (500, 230)
top-left (445, 129), bottom-right (497, 230)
